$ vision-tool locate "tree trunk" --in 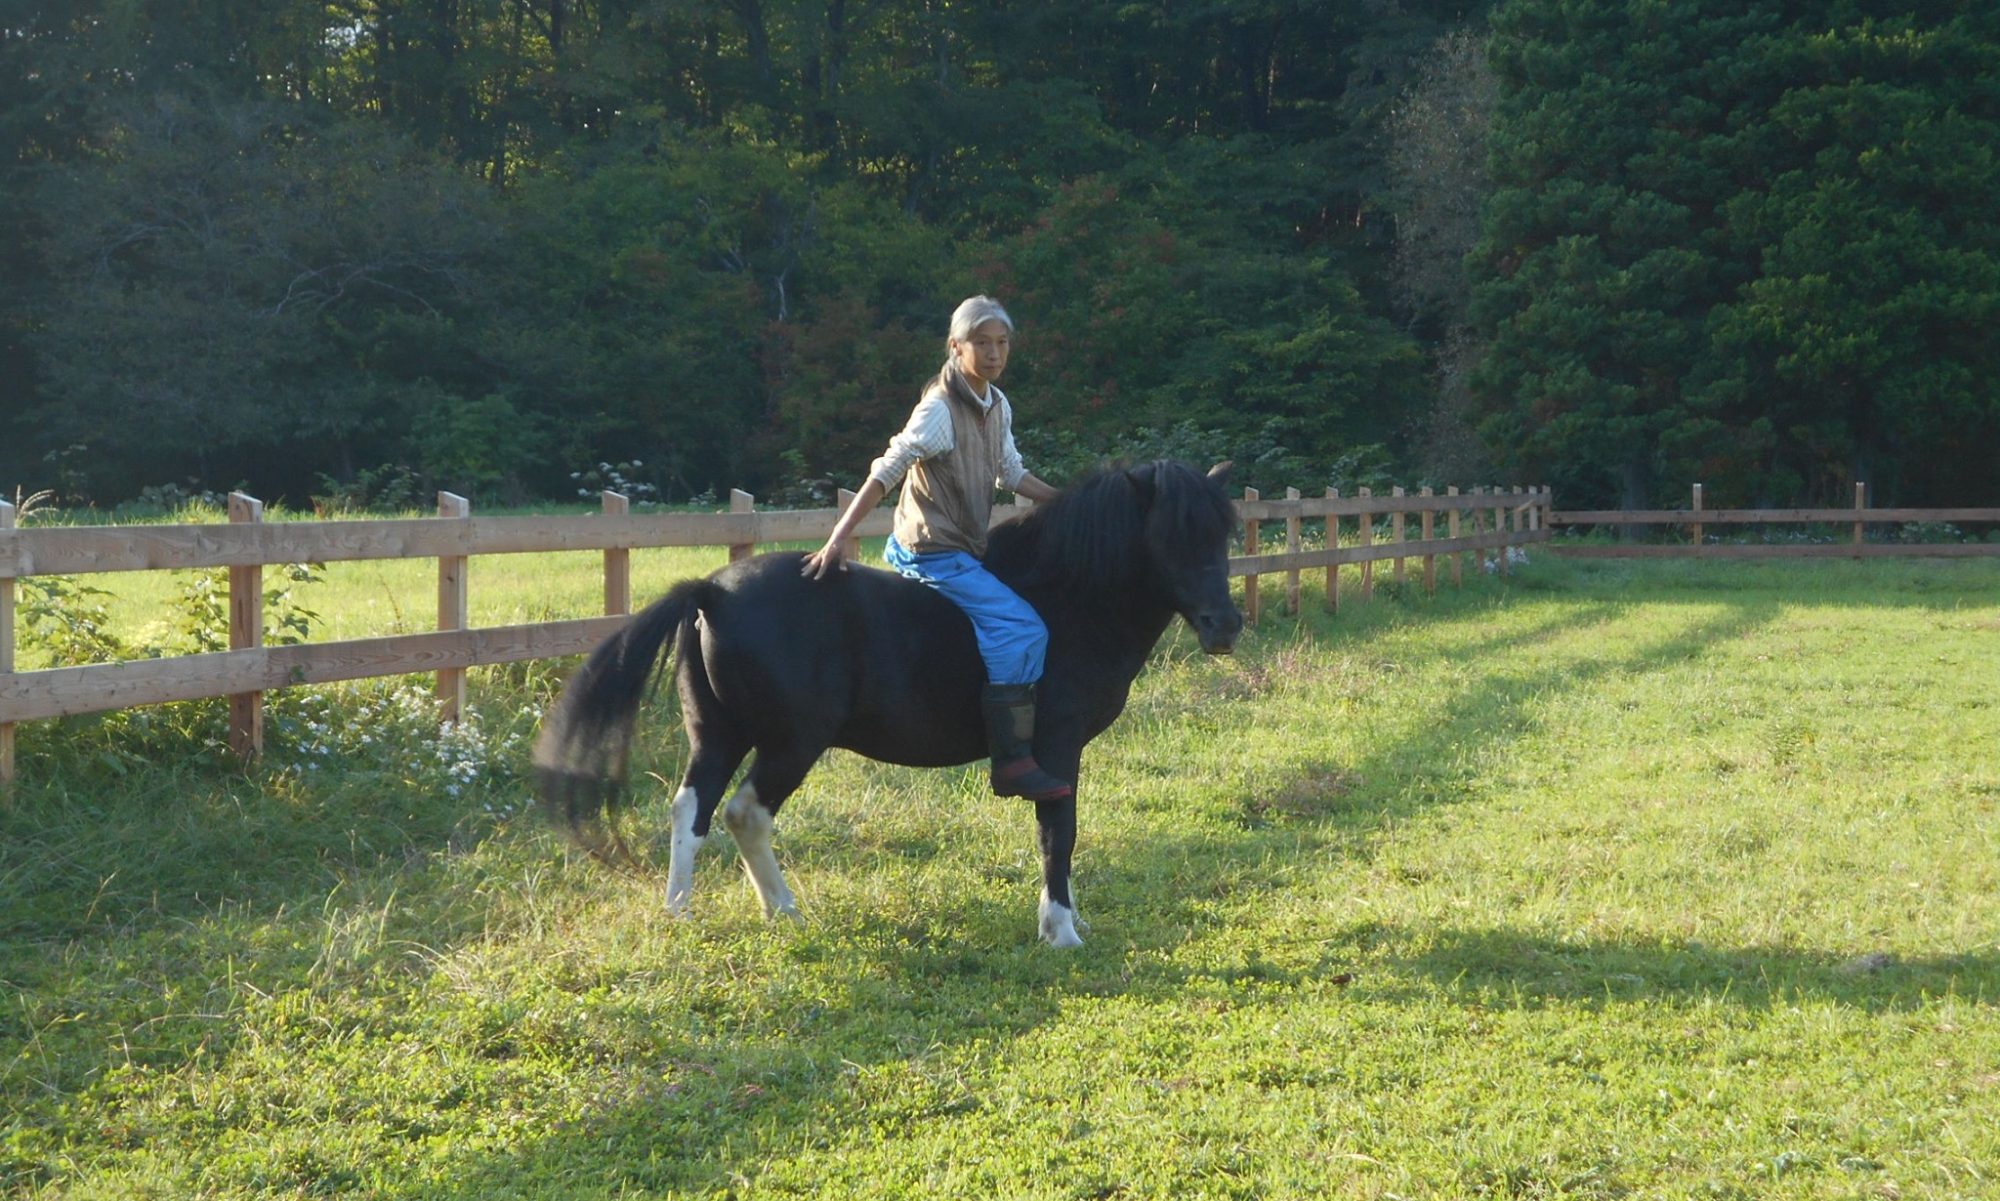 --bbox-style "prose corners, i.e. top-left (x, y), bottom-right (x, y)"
top-left (1619, 455), bottom-right (1649, 540)
top-left (734, 0), bottom-right (776, 93)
